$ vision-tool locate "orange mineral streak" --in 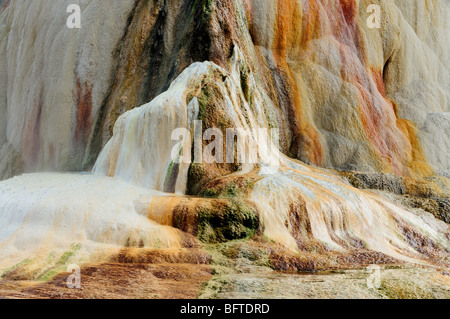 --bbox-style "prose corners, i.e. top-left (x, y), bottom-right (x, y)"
top-left (271, 0), bottom-right (324, 165)
top-left (299, 0), bottom-right (321, 49)
top-left (395, 110), bottom-right (434, 178)
top-left (147, 196), bottom-right (184, 227)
